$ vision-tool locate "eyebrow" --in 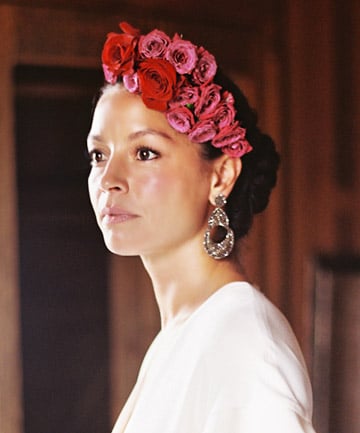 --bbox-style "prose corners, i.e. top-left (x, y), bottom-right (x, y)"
top-left (87, 134), bottom-right (103, 144)
top-left (87, 128), bottom-right (174, 145)
top-left (128, 128), bottom-right (174, 142)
